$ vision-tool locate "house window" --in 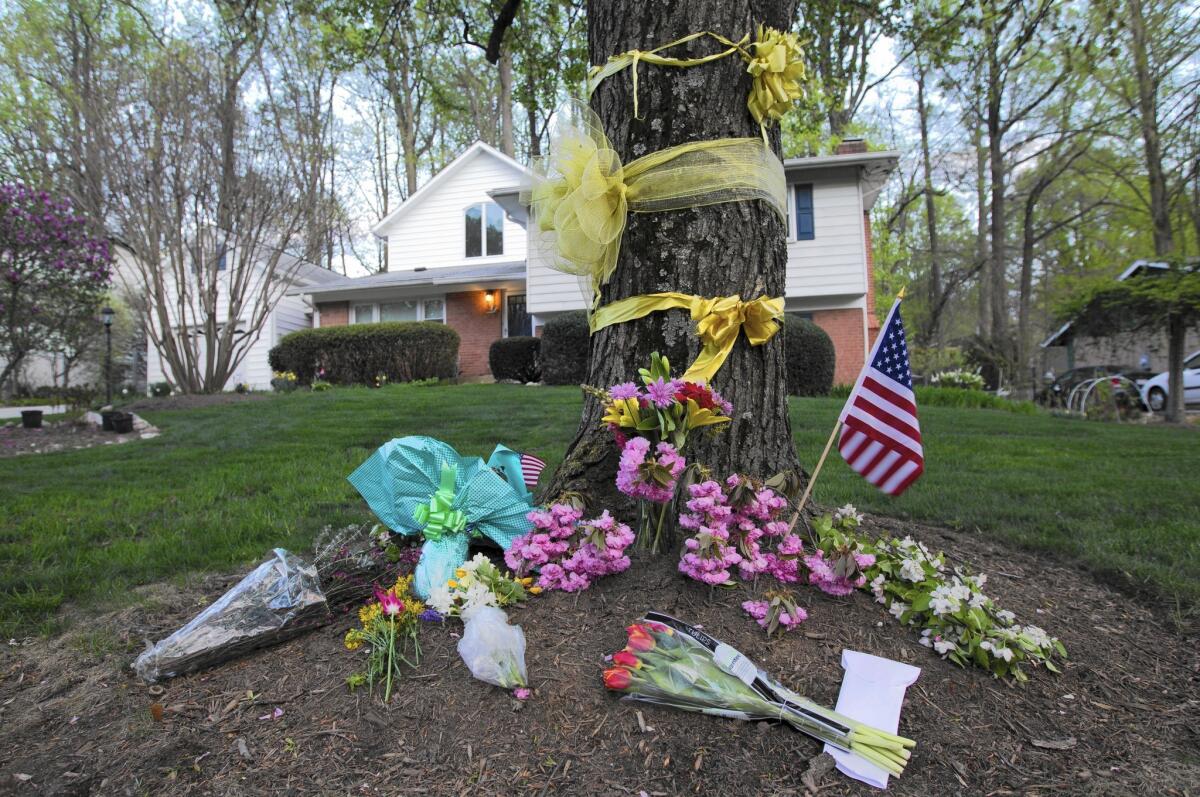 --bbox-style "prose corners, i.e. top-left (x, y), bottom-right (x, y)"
top-left (794, 183), bottom-right (814, 241)
top-left (351, 298), bottom-right (446, 325)
top-left (380, 300), bottom-right (419, 322)
top-left (465, 202), bottom-right (504, 258)
top-left (423, 298), bottom-right (445, 322)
